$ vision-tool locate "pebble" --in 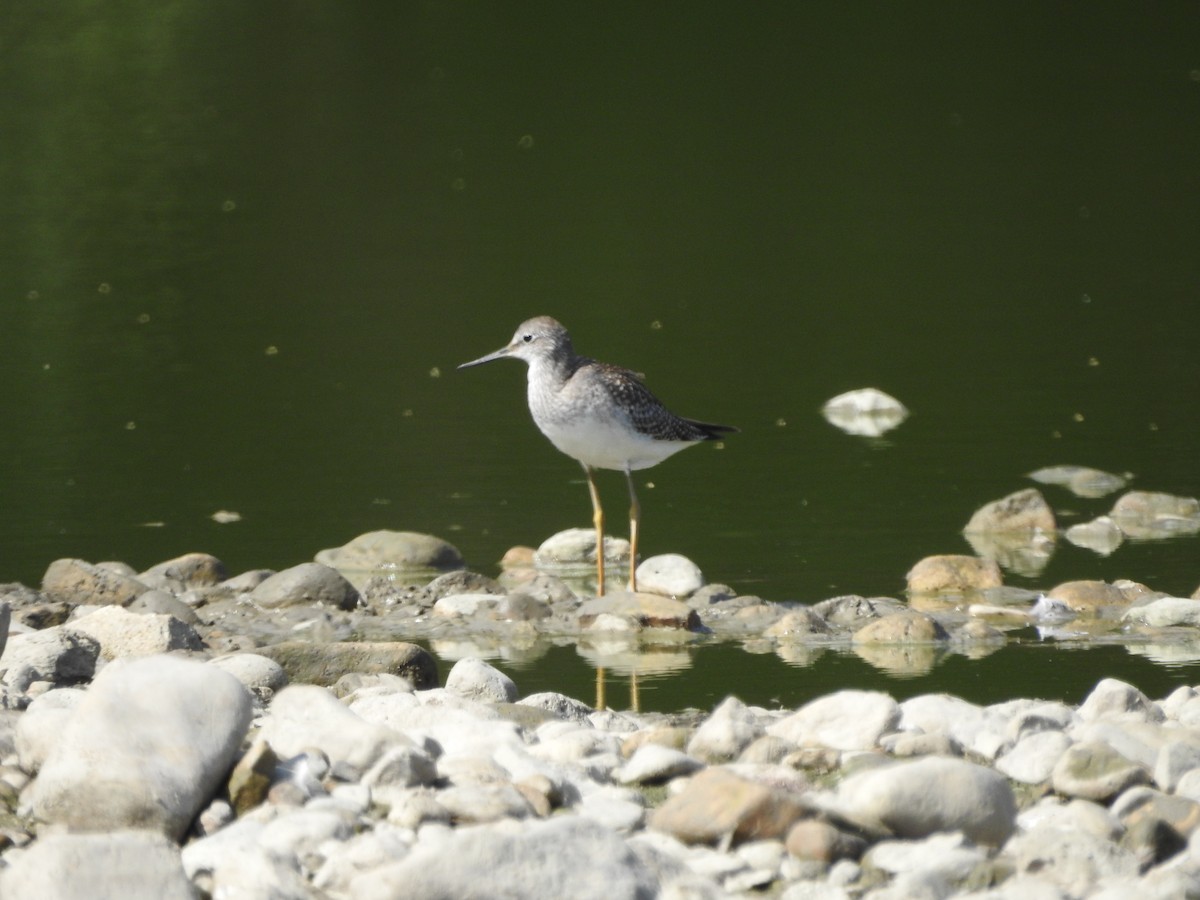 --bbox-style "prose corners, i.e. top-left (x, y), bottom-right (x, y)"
top-left (2, 537), bottom-right (1200, 897)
